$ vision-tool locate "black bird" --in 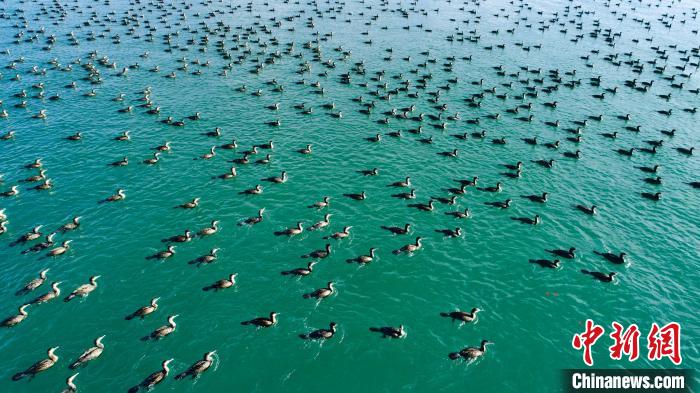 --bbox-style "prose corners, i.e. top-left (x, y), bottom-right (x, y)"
top-left (299, 322), bottom-right (337, 340)
top-left (576, 205), bottom-right (598, 215)
top-left (522, 192), bottom-right (548, 203)
top-left (641, 192), bottom-right (662, 201)
top-left (435, 227), bottom-right (462, 237)
top-left (581, 270), bottom-right (617, 283)
top-left (547, 247), bottom-right (576, 259)
top-left (241, 312), bottom-right (278, 327)
top-left (369, 325), bottom-right (405, 338)
top-left (343, 191), bottom-right (367, 200)
top-left (617, 148), bottom-right (635, 156)
top-left (533, 159), bottom-right (555, 168)
top-left (529, 259), bottom-right (561, 268)
top-left (636, 165), bottom-right (660, 173)
top-left (485, 199), bottom-right (512, 208)
top-left (358, 168), bottom-right (379, 176)
top-left (594, 251), bottom-right (627, 264)
top-left (440, 308), bottom-right (481, 323)
top-left (302, 244), bottom-right (331, 259)
top-left (381, 224), bottom-right (411, 235)
top-left (511, 215), bottom-right (541, 225)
